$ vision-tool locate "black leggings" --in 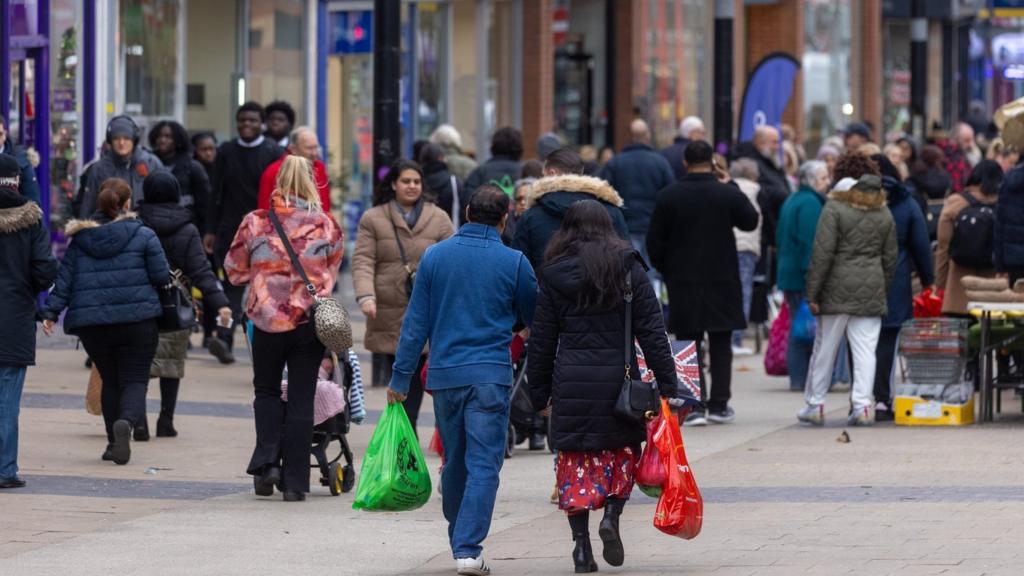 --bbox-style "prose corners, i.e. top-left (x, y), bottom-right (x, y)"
top-left (873, 327), bottom-right (900, 407)
top-left (248, 322), bottom-right (325, 493)
top-left (78, 320), bottom-right (159, 443)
